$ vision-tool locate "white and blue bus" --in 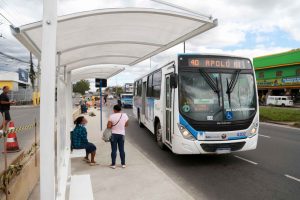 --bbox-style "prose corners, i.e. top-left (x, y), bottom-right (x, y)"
top-left (133, 54), bottom-right (259, 154)
top-left (120, 93), bottom-right (133, 108)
